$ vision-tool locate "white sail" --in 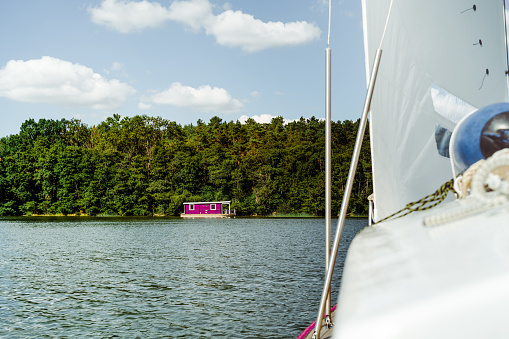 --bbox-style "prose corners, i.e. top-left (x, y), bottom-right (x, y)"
top-left (362, 0), bottom-right (509, 221)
